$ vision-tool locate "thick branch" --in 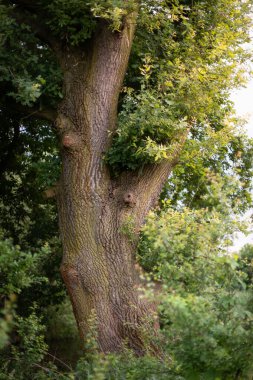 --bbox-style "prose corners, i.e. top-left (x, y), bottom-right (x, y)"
top-left (114, 128), bottom-right (191, 227)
